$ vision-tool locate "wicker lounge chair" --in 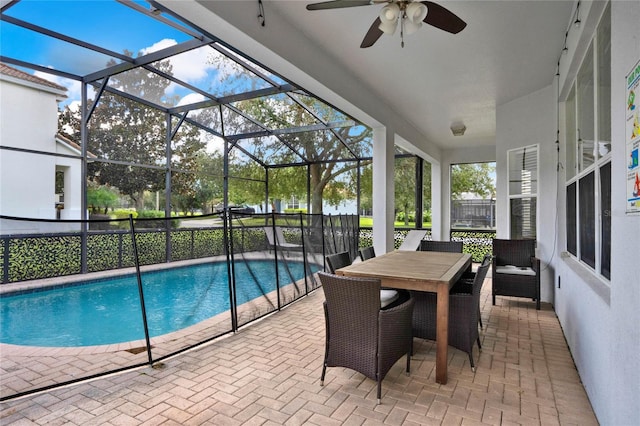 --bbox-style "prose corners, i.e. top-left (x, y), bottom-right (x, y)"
top-left (263, 226), bottom-right (303, 255)
top-left (397, 229), bottom-right (427, 251)
top-left (318, 271), bottom-right (414, 404)
top-left (410, 257), bottom-right (490, 371)
top-left (358, 246), bottom-right (376, 261)
top-left (492, 239), bottom-right (540, 310)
